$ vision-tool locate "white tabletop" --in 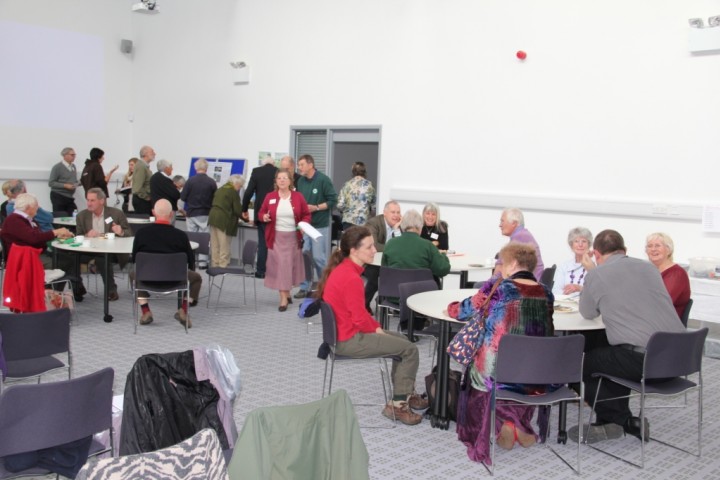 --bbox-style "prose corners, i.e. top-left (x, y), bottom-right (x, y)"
top-left (53, 216), bottom-right (151, 226)
top-left (373, 252), bottom-right (494, 274)
top-left (406, 288), bottom-right (604, 331)
top-left (53, 237), bottom-right (198, 254)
